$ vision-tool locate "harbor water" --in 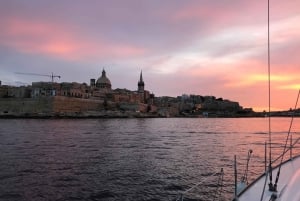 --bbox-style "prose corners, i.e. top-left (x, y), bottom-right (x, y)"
top-left (1, 118), bottom-right (300, 201)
